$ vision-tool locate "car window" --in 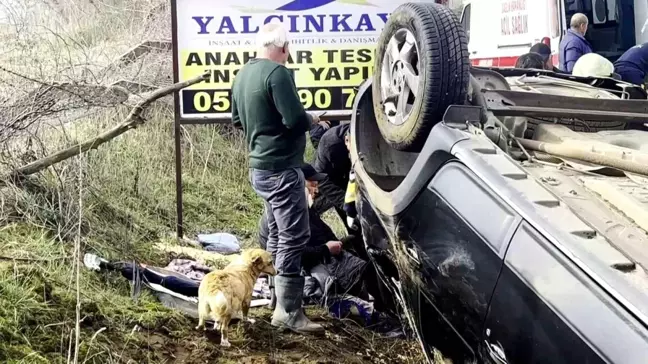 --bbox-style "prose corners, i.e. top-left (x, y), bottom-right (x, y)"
top-left (399, 186), bottom-right (496, 271)
top-left (494, 221), bottom-right (648, 363)
top-left (396, 163), bottom-right (507, 355)
top-left (429, 162), bottom-right (519, 255)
